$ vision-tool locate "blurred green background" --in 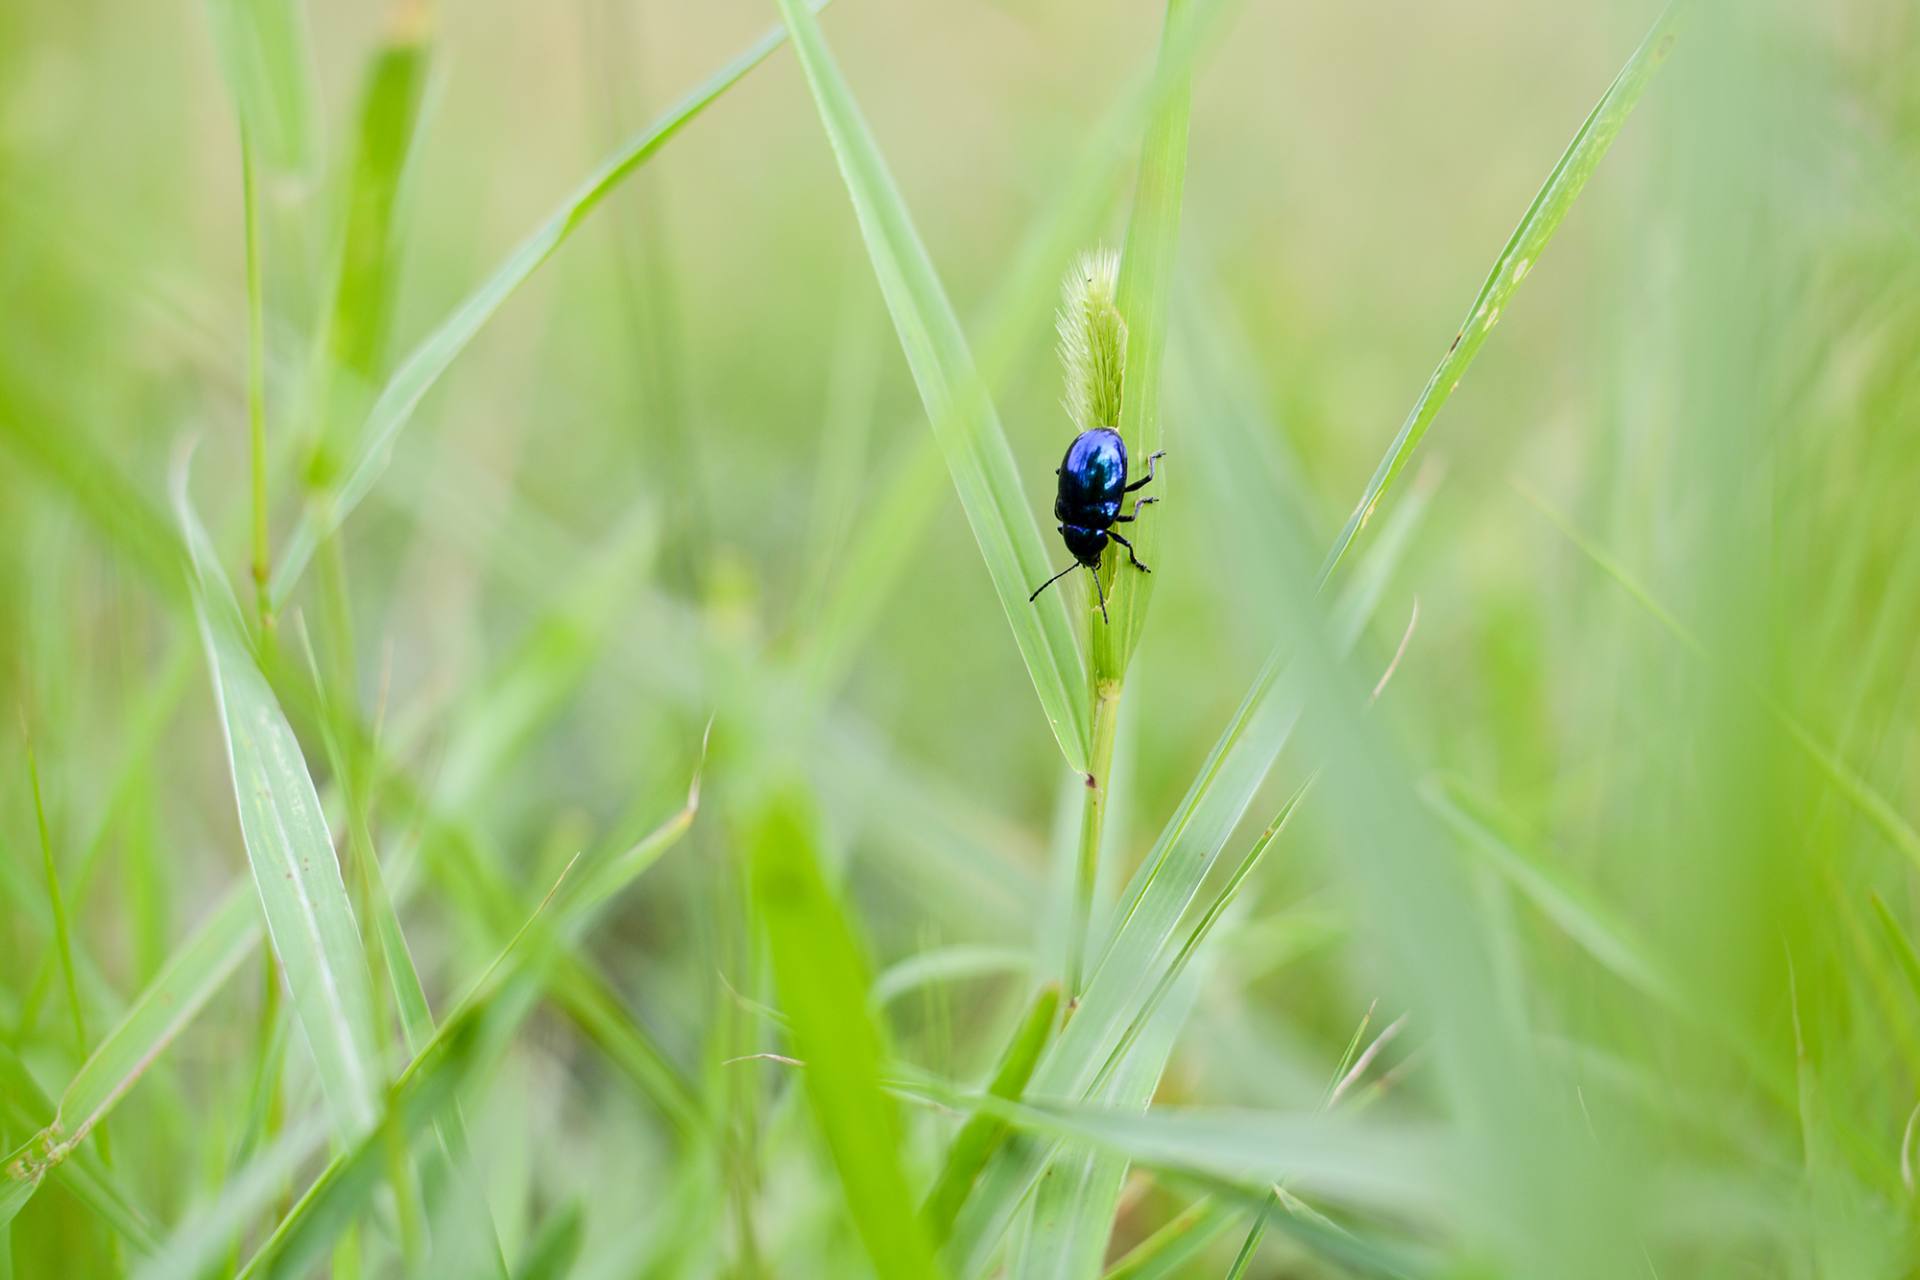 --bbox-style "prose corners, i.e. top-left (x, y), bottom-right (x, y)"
top-left (4, 0), bottom-right (1920, 1275)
